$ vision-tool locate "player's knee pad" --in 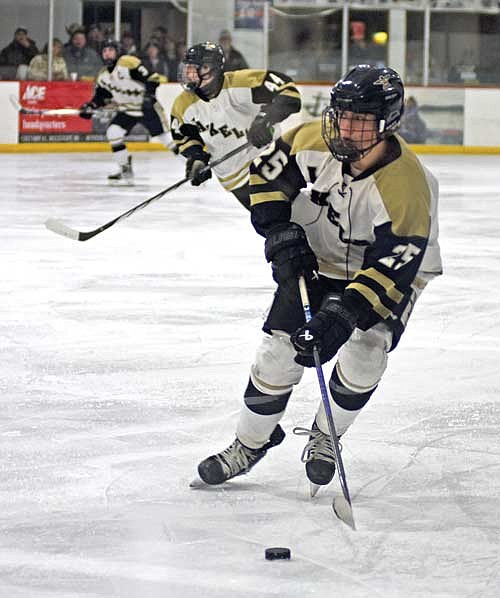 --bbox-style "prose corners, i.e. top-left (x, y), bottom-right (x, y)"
top-left (250, 331), bottom-right (304, 395)
top-left (336, 323), bottom-right (392, 392)
top-left (106, 123), bottom-right (127, 145)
